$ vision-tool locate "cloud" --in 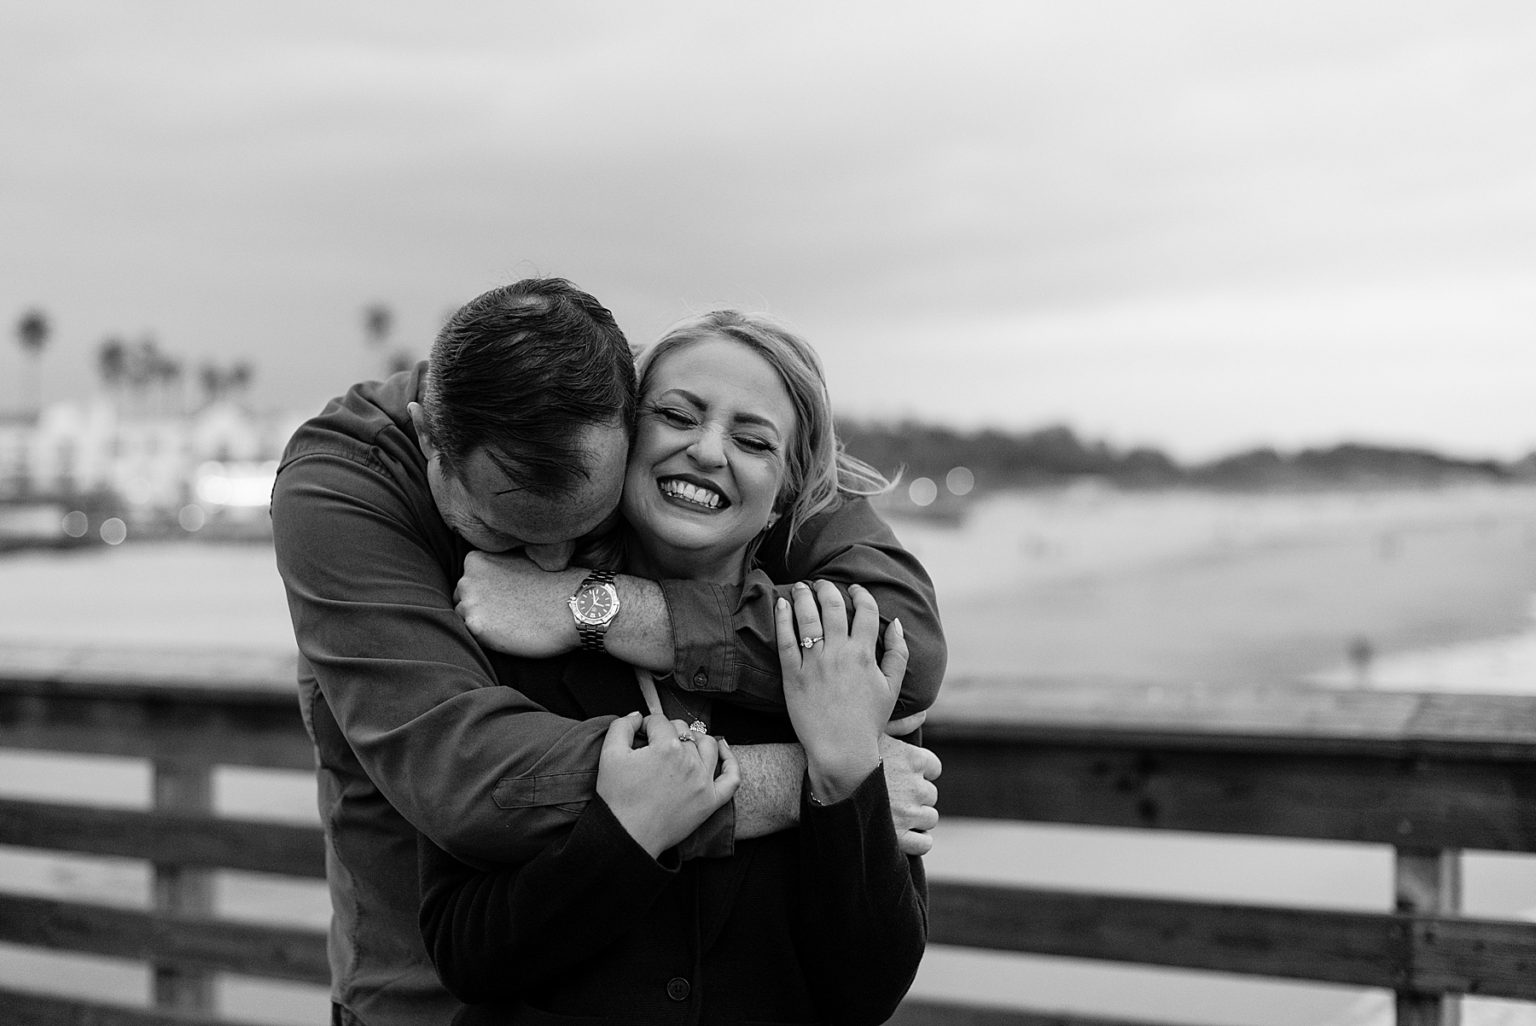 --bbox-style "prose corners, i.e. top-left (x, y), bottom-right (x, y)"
top-left (3, 1), bottom-right (1534, 457)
